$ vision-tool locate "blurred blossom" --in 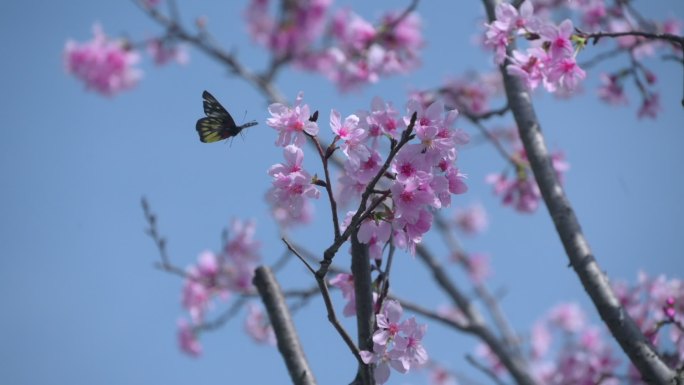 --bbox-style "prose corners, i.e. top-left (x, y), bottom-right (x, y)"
top-left (64, 24), bottom-right (141, 96)
top-left (454, 203), bottom-right (488, 235)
